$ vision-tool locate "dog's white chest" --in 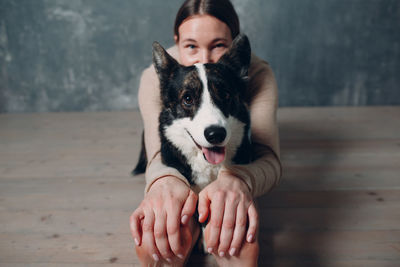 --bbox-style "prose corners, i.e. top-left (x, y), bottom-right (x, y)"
top-left (189, 152), bottom-right (221, 191)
